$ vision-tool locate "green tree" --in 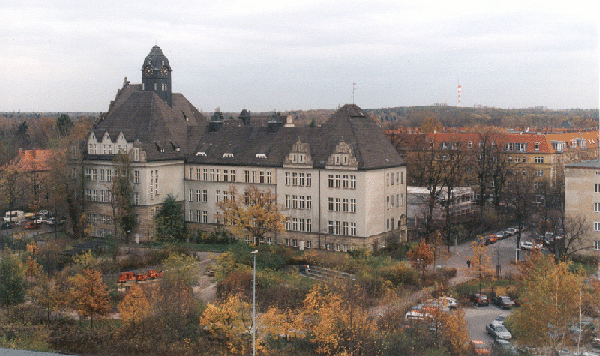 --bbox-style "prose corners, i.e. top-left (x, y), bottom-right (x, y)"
top-left (155, 194), bottom-right (185, 241)
top-left (56, 114), bottom-right (74, 137)
top-left (0, 252), bottom-right (26, 317)
top-left (111, 153), bottom-right (136, 243)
